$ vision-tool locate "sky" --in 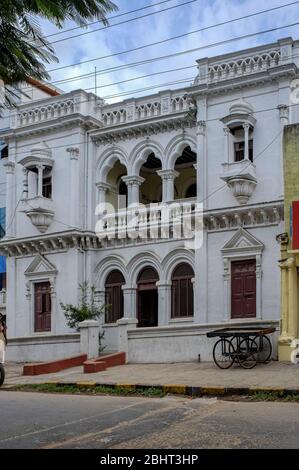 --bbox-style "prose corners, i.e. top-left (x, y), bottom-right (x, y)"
top-left (33, 0), bottom-right (299, 104)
